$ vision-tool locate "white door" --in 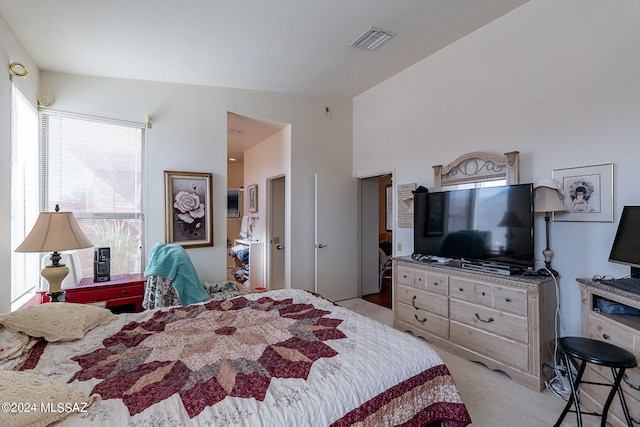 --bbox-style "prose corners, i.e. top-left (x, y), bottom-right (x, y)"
top-left (360, 177), bottom-right (380, 295)
top-left (315, 174), bottom-right (358, 301)
top-left (268, 176), bottom-right (286, 290)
